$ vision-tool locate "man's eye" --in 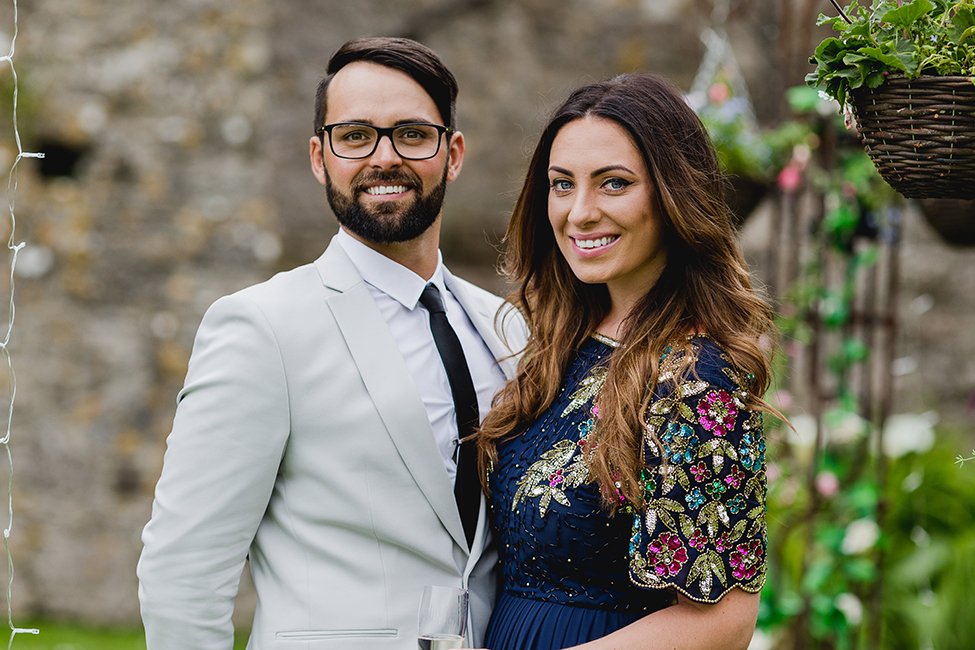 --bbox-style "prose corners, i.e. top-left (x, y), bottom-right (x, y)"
top-left (400, 129), bottom-right (426, 140)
